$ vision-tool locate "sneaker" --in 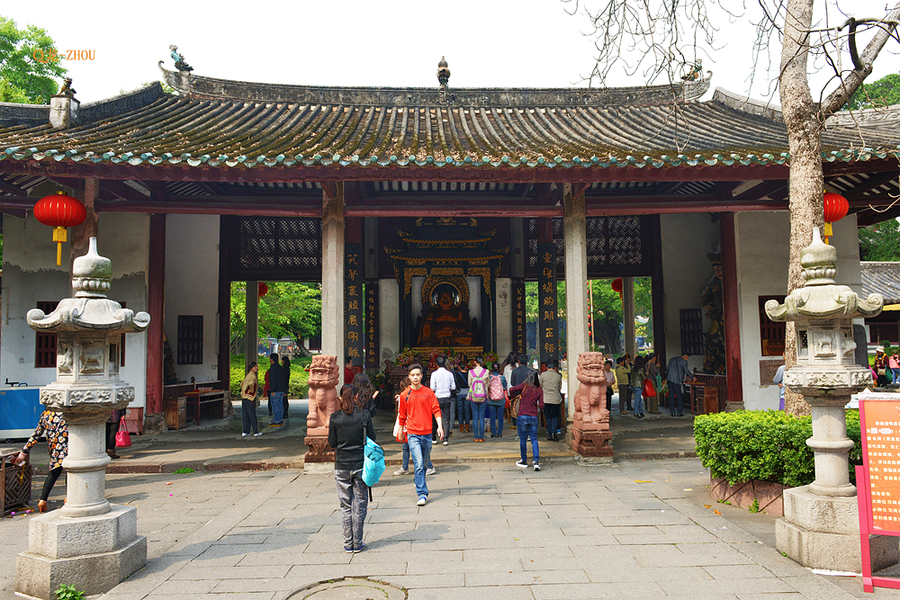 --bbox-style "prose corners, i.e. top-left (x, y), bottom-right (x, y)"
top-left (253, 432), bottom-right (263, 437)
top-left (533, 462), bottom-right (541, 471)
top-left (516, 460), bottom-right (528, 468)
top-left (242, 433), bottom-right (249, 437)
top-left (417, 496), bottom-right (427, 506)
top-left (426, 467), bottom-right (436, 476)
top-left (344, 545), bottom-right (354, 553)
top-left (442, 440), bottom-right (448, 446)
top-left (353, 542), bottom-right (367, 553)
top-left (393, 468), bottom-right (409, 476)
